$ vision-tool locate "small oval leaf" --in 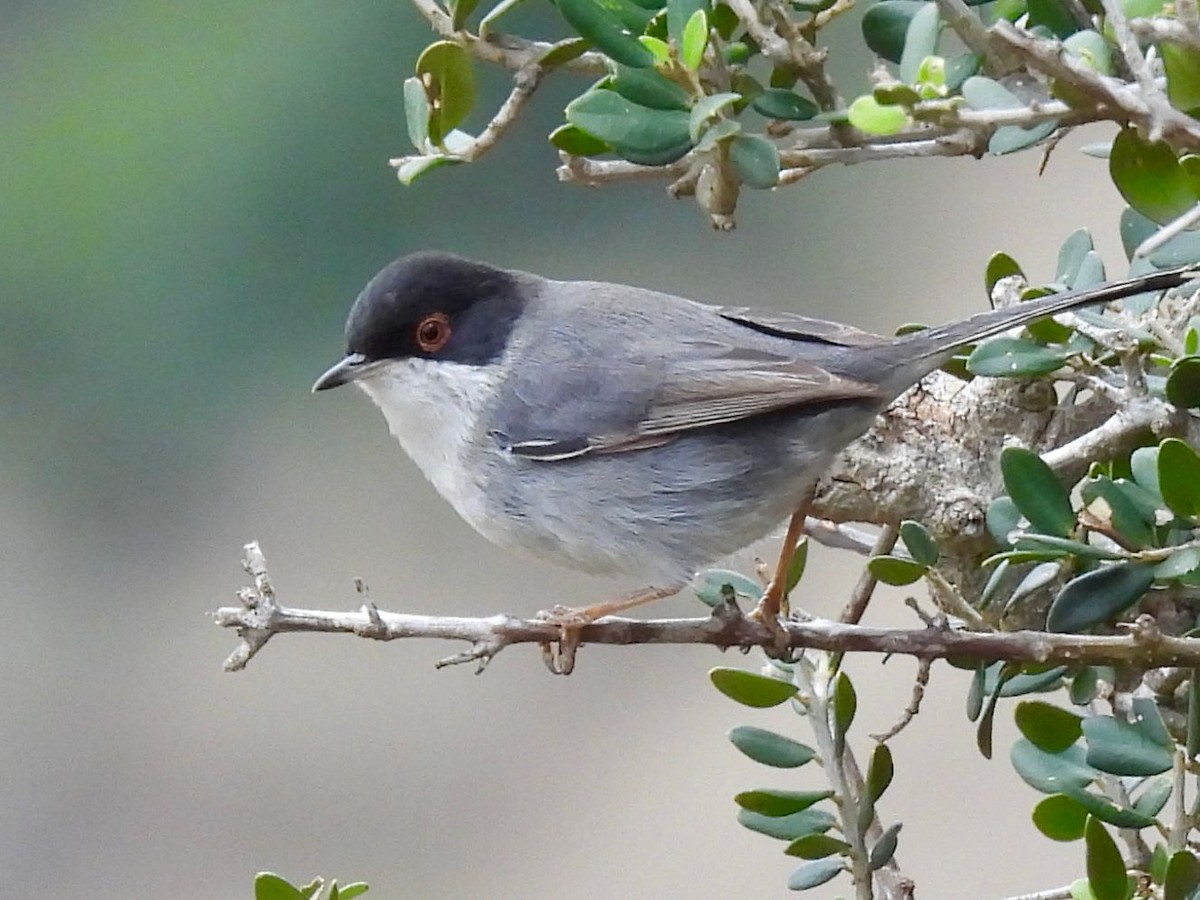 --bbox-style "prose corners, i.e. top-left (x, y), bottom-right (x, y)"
top-left (557, 0), bottom-right (657, 68)
top-left (1000, 447), bottom-right (1076, 538)
top-left (710, 667), bottom-right (798, 707)
top-left (1046, 563), bottom-right (1154, 633)
top-left (1033, 794), bottom-right (1088, 841)
top-left (1082, 714), bottom-right (1174, 776)
top-left (738, 808), bottom-right (836, 841)
top-left (735, 788), bottom-right (834, 817)
top-left (1158, 438), bottom-right (1200, 518)
top-left (415, 41), bottom-right (477, 146)
top-left (1015, 700), bottom-right (1083, 753)
top-left (728, 726), bottom-right (816, 768)
top-left (729, 134), bottom-right (780, 188)
top-left (867, 554), bottom-right (927, 585)
top-left (786, 857), bottom-right (845, 890)
top-left (783, 833), bottom-right (852, 859)
top-left (1084, 815), bottom-right (1128, 900)
top-left (968, 337), bottom-right (1072, 377)
top-left (752, 88), bottom-right (818, 121)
